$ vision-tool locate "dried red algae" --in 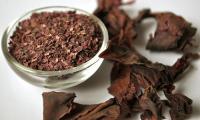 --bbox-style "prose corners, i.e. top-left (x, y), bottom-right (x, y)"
top-left (146, 12), bottom-right (197, 51)
top-left (9, 11), bottom-right (103, 71)
top-left (42, 0), bottom-right (199, 120)
top-left (43, 92), bottom-right (121, 120)
top-left (164, 85), bottom-right (193, 120)
top-left (108, 53), bottom-right (198, 119)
